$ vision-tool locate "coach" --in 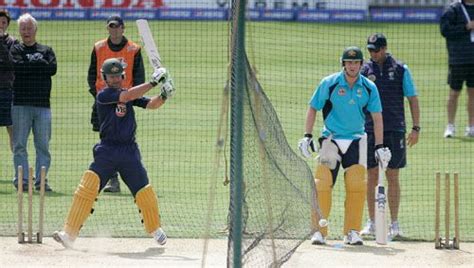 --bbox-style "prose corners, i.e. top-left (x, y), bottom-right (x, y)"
top-left (10, 13), bottom-right (57, 192)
